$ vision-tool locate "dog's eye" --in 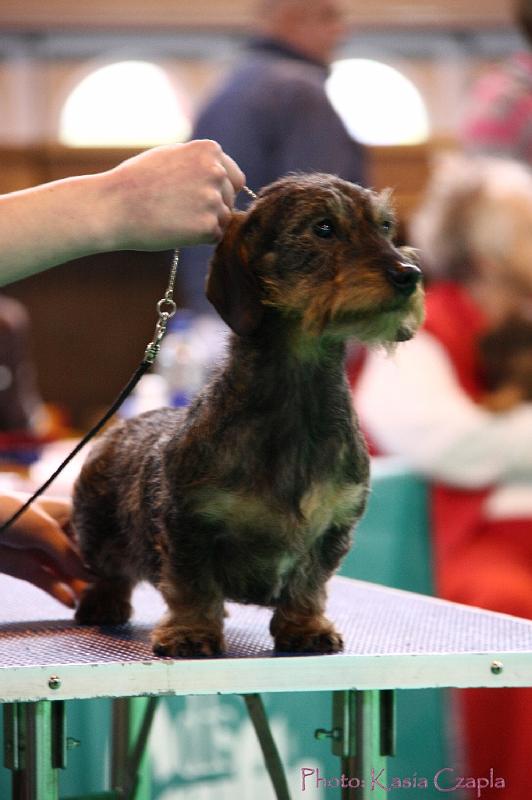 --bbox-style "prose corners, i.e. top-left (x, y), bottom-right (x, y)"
top-left (313, 219), bottom-right (335, 239)
top-left (380, 220), bottom-right (394, 235)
